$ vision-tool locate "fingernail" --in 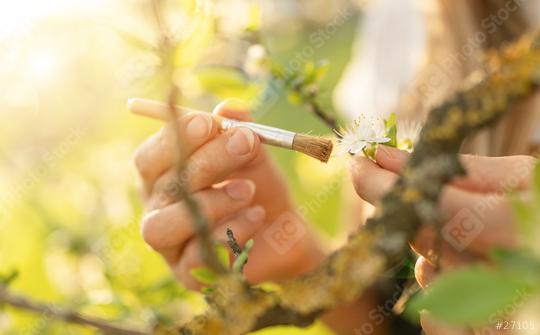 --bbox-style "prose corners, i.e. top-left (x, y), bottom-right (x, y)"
top-left (376, 145), bottom-right (407, 162)
top-left (226, 128), bottom-right (255, 155)
top-left (226, 180), bottom-right (256, 200)
top-left (186, 114), bottom-right (212, 139)
top-left (246, 205), bottom-right (266, 222)
top-left (213, 98), bottom-right (250, 114)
